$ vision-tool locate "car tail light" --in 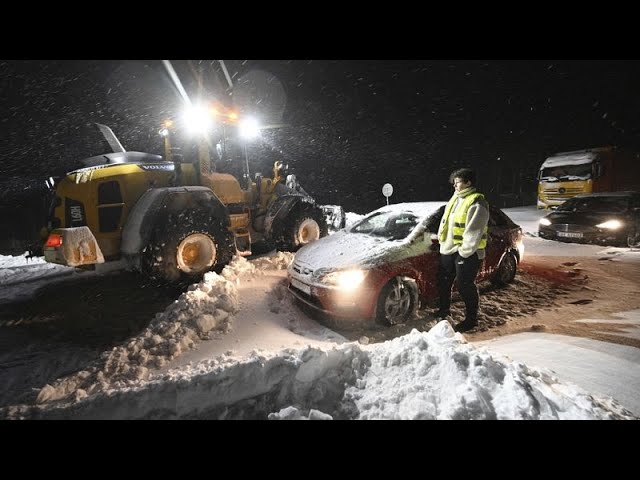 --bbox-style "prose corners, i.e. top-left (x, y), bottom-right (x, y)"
top-left (45, 233), bottom-right (63, 248)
